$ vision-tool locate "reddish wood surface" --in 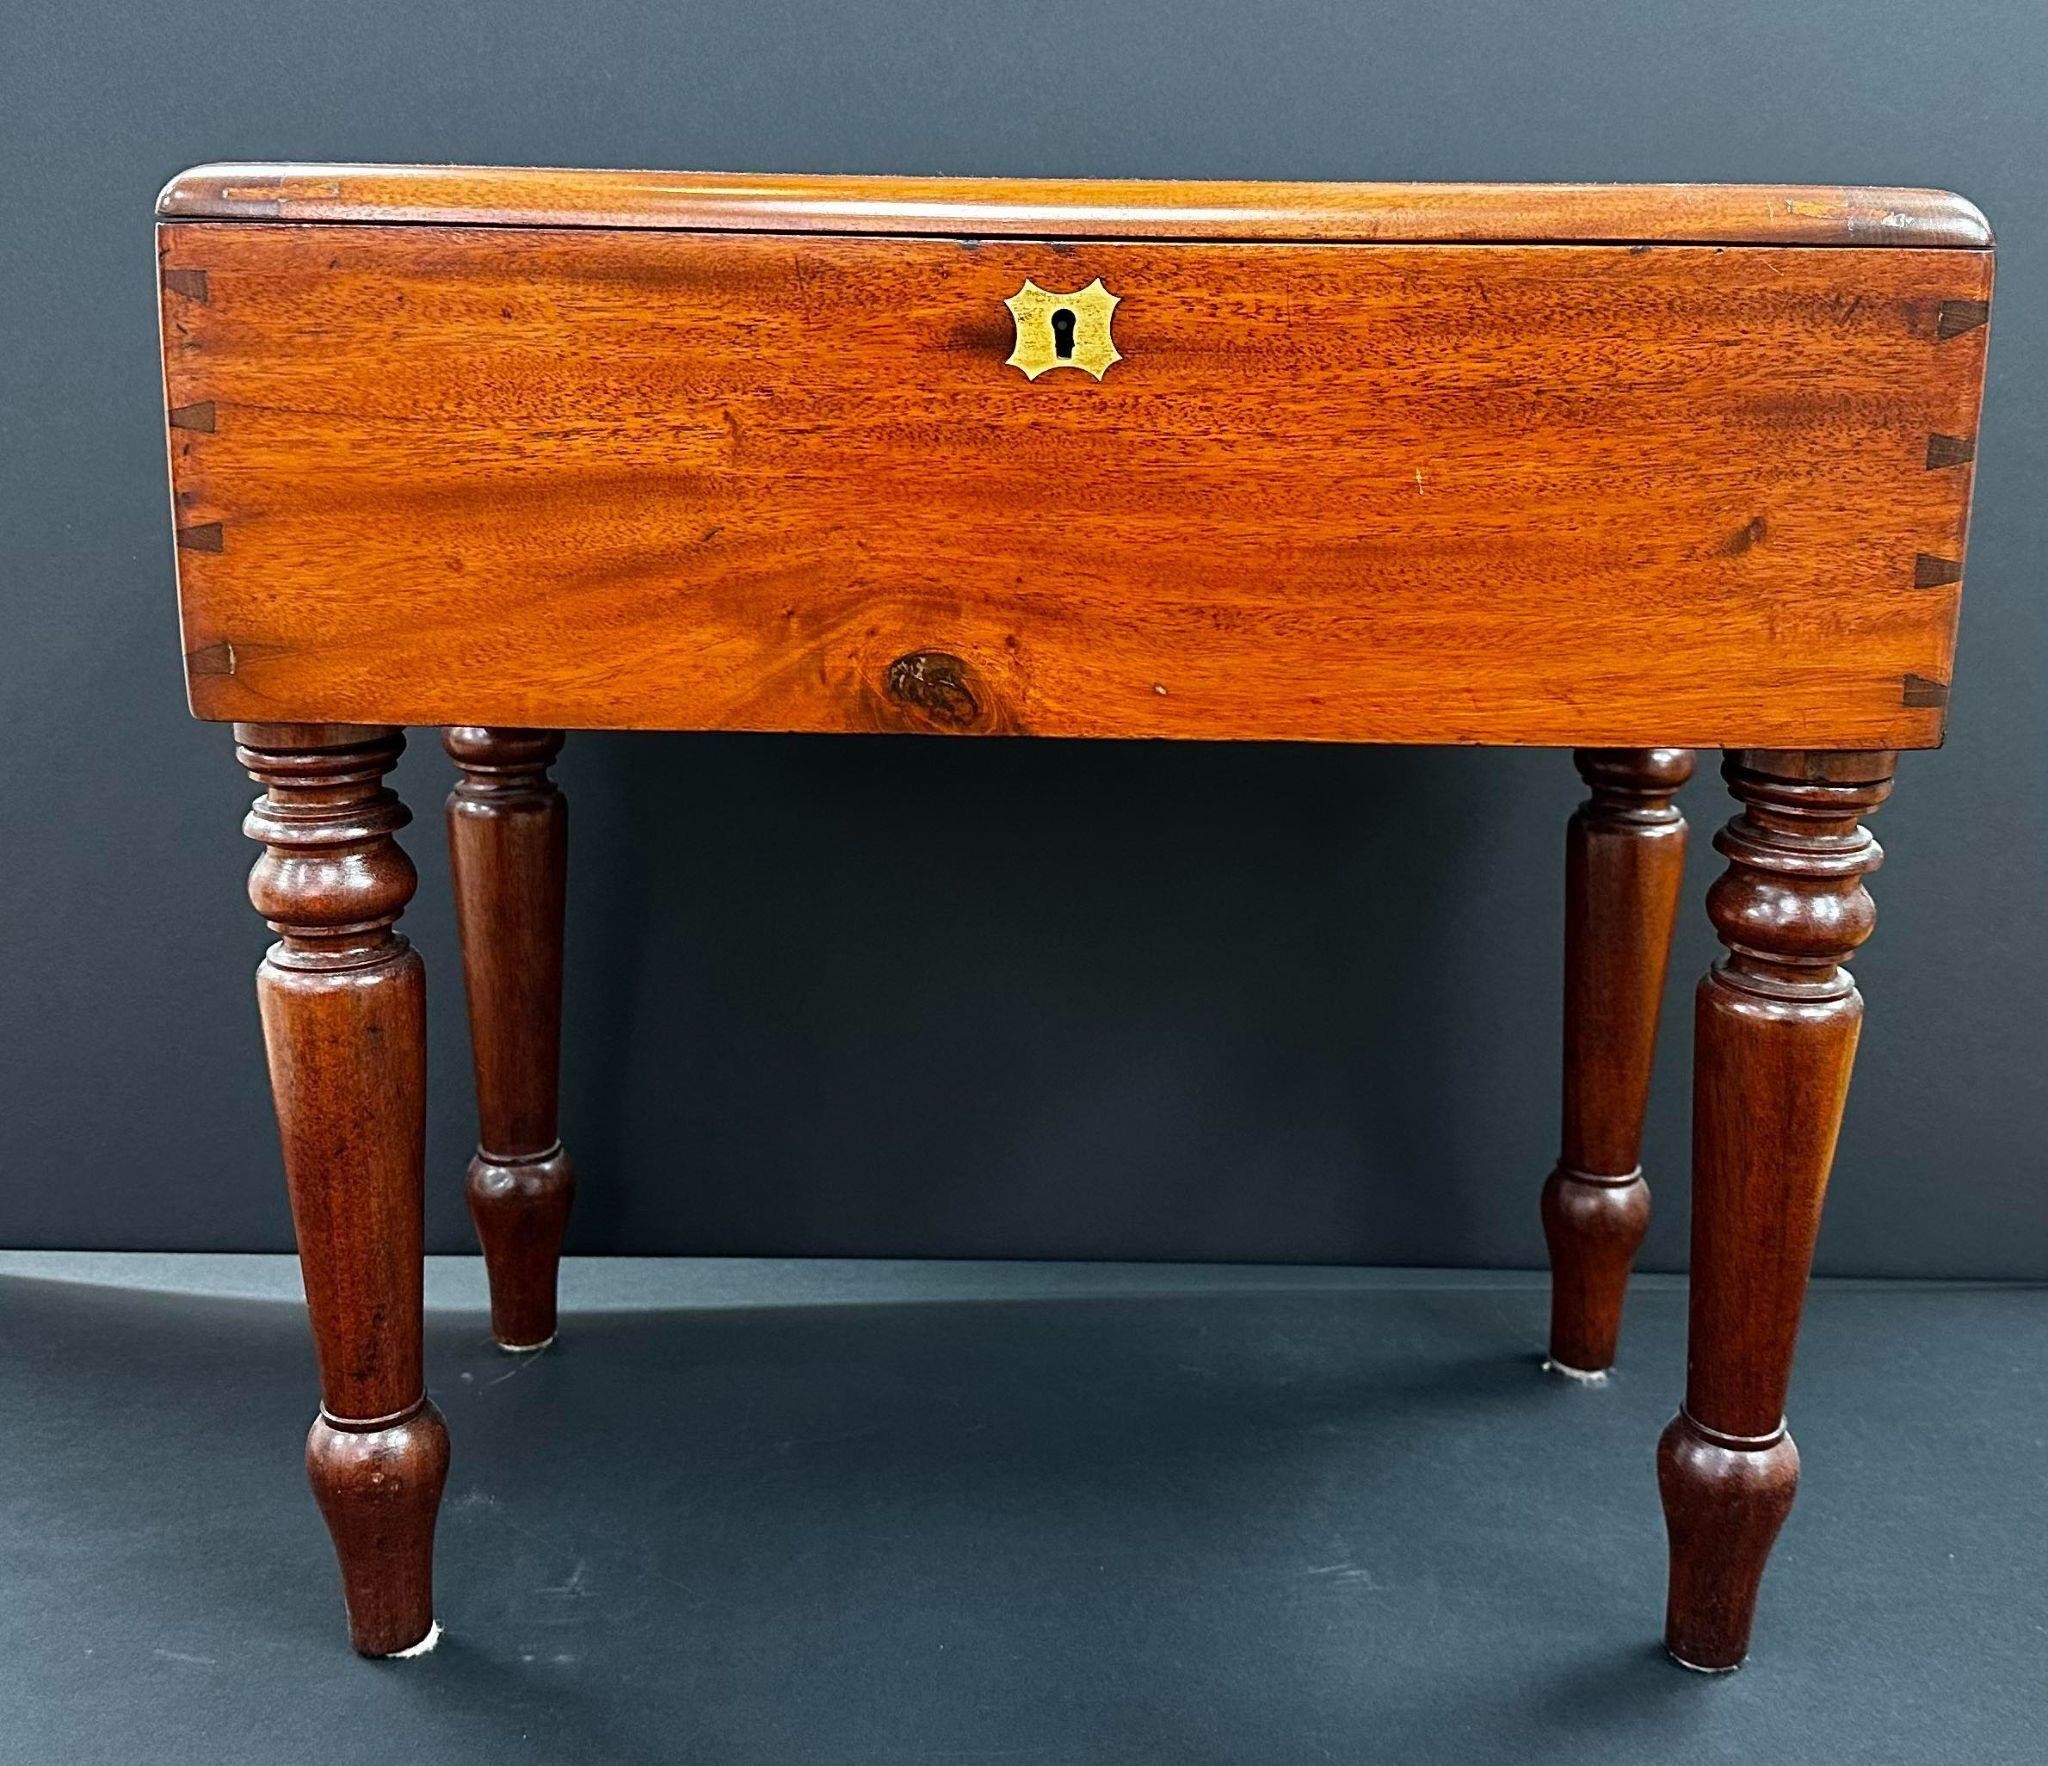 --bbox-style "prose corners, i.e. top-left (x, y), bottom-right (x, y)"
top-left (1542, 748), bottom-right (1691, 1375)
top-left (157, 164), bottom-right (1992, 248)
top-left (1659, 747), bottom-right (1893, 1671)
top-left (306, 1407), bottom-right (450, 1659)
top-left (446, 727), bottom-right (574, 1350)
top-left (239, 721), bottom-right (448, 1656)
top-left (167, 172), bottom-right (1993, 1669)
top-left (160, 222), bottom-right (1989, 746)
top-left (1658, 1419), bottom-right (1799, 1674)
